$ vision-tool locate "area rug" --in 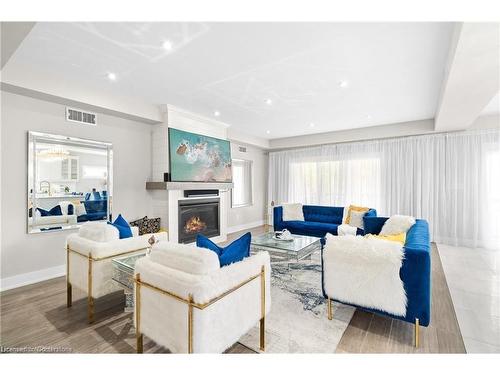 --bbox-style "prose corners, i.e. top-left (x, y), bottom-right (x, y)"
top-left (238, 253), bottom-right (355, 353)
